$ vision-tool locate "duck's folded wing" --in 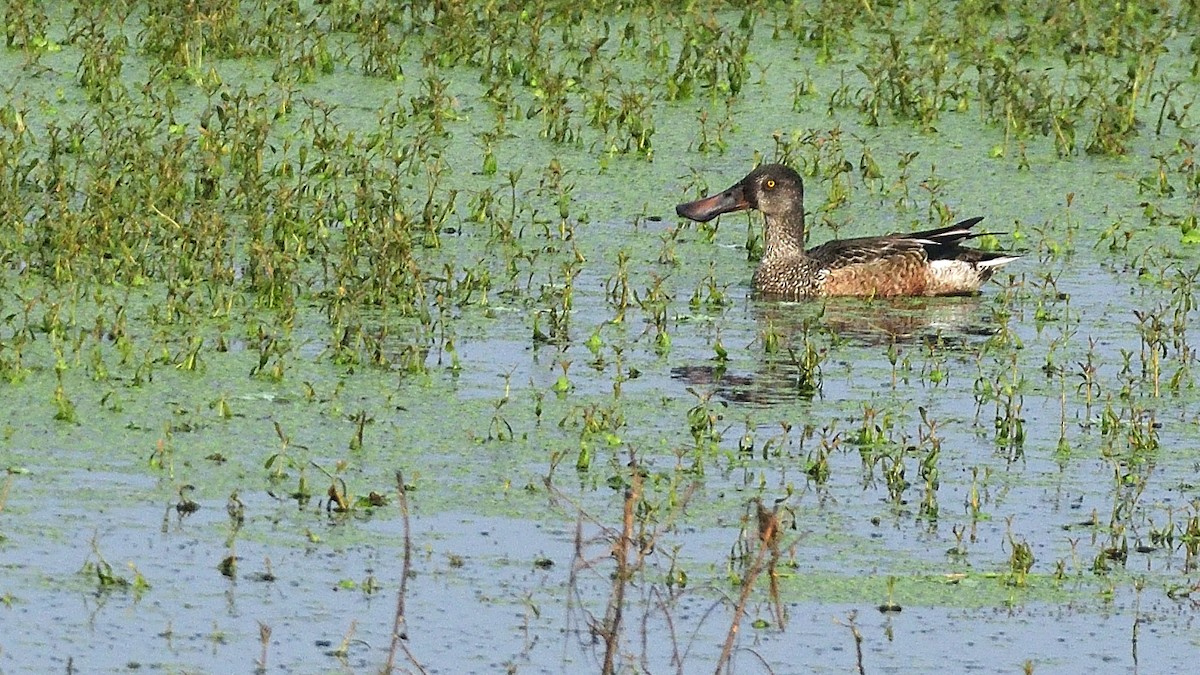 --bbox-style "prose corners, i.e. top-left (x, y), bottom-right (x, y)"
top-left (807, 236), bottom-right (929, 271)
